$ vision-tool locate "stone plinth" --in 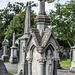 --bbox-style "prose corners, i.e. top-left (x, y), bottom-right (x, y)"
top-left (70, 46), bottom-right (75, 72)
top-left (1, 39), bottom-right (9, 62)
top-left (9, 46), bottom-right (18, 63)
